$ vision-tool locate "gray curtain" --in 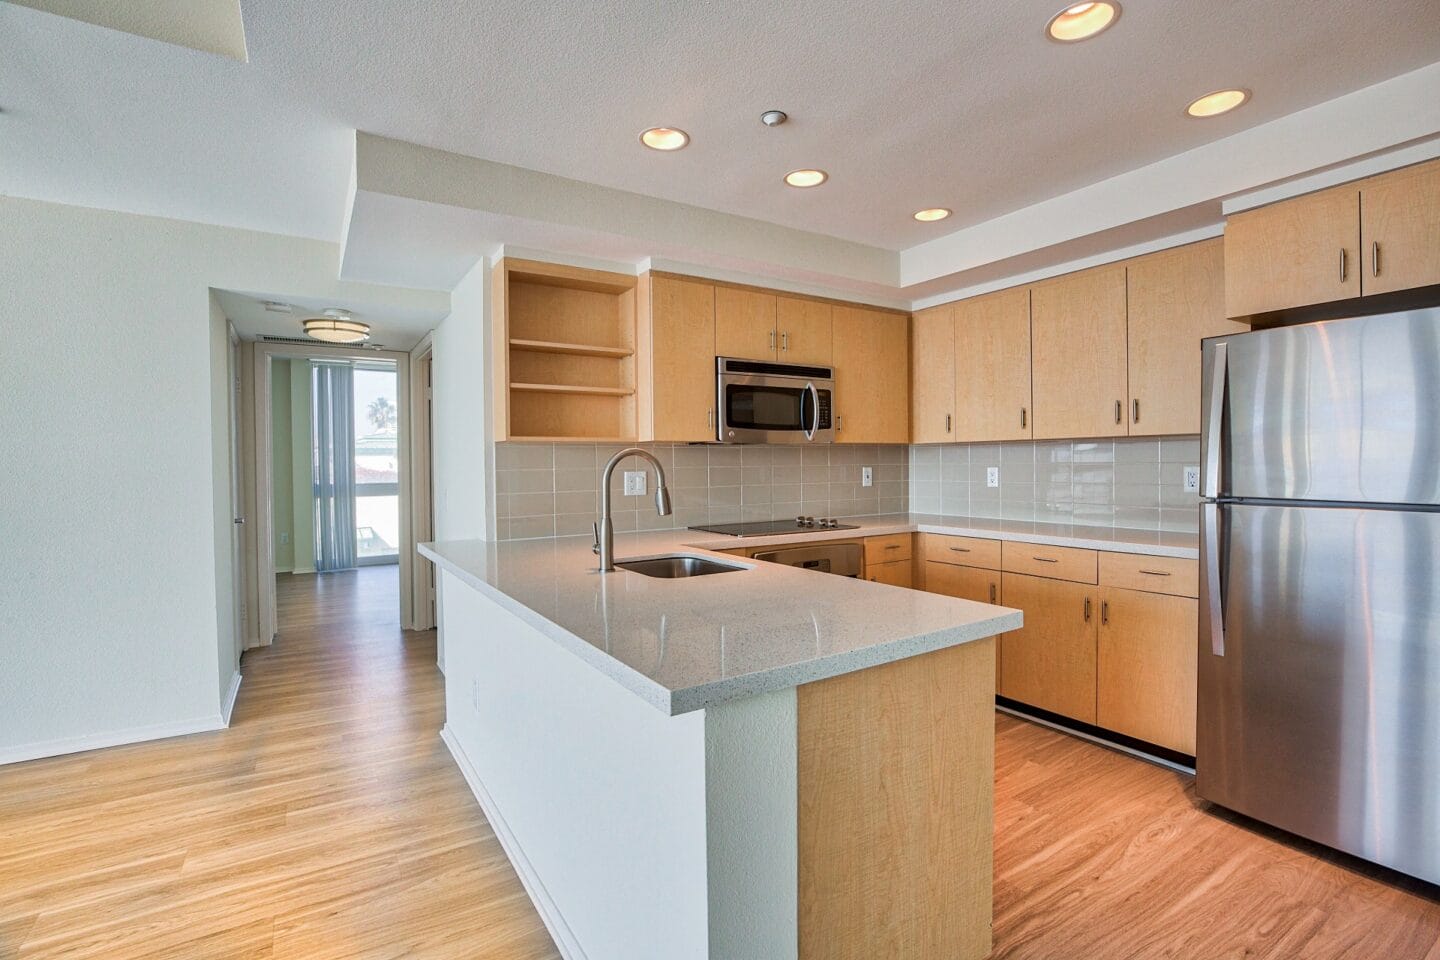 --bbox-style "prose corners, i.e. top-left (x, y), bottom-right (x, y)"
top-left (312, 361), bottom-right (357, 572)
